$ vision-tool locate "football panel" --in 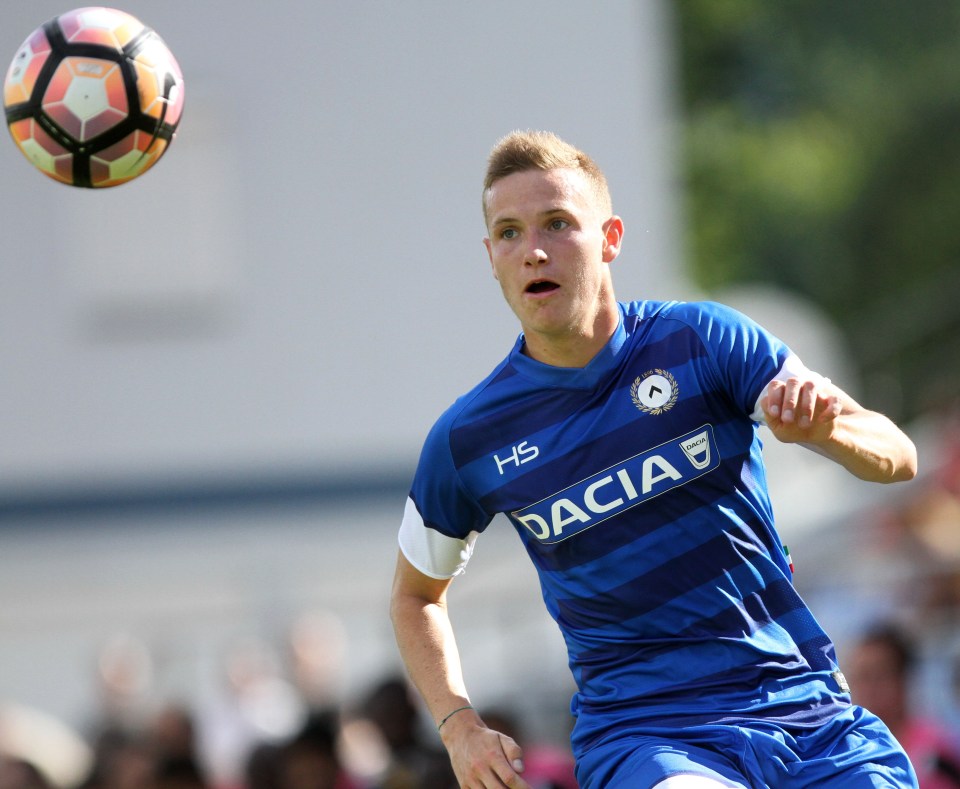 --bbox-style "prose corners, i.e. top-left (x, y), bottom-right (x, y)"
top-left (89, 129), bottom-right (169, 187)
top-left (131, 37), bottom-right (185, 127)
top-left (43, 58), bottom-right (130, 143)
top-left (8, 117), bottom-right (75, 184)
top-left (58, 7), bottom-right (145, 52)
top-left (3, 28), bottom-right (53, 108)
